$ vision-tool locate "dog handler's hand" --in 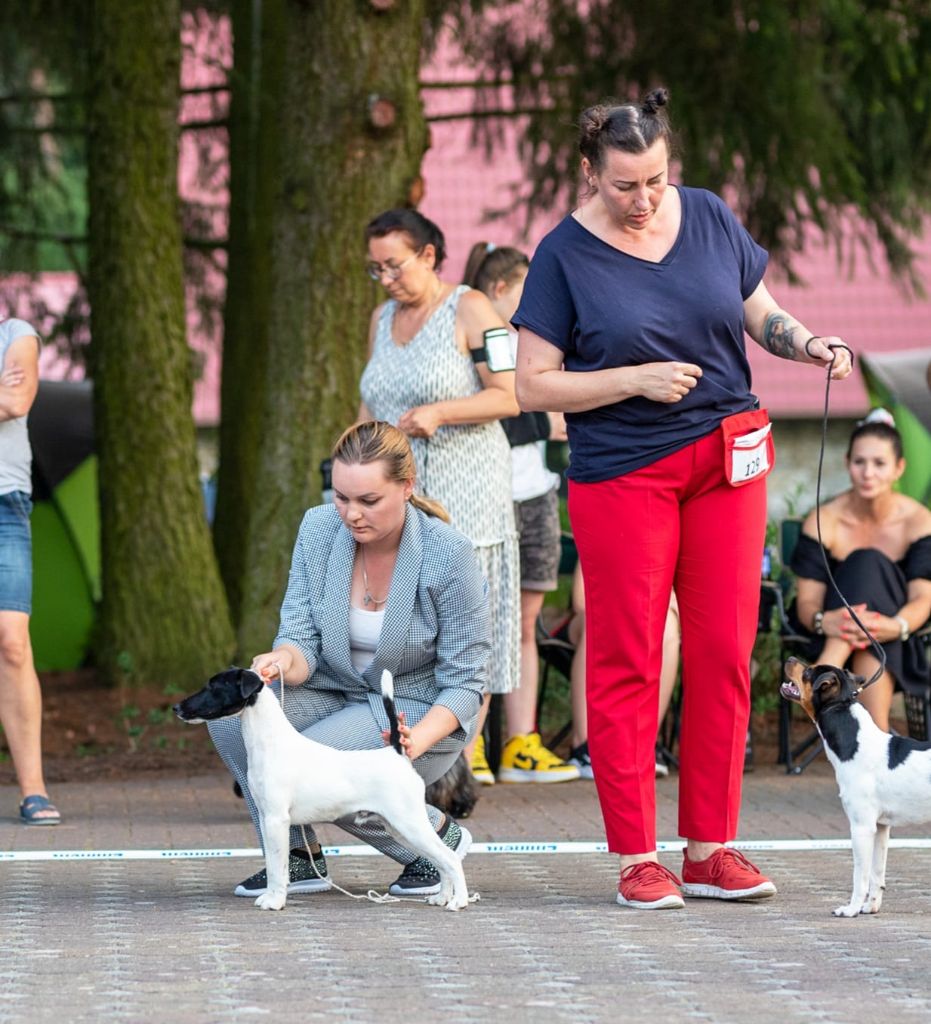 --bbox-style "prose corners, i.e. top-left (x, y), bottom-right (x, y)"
top-left (804, 336), bottom-right (853, 380)
top-left (251, 649), bottom-right (293, 683)
top-left (398, 404), bottom-right (443, 439)
top-left (635, 361), bottom-right (702, 404)
top-left (382, 711), bottom-right (419, 759)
